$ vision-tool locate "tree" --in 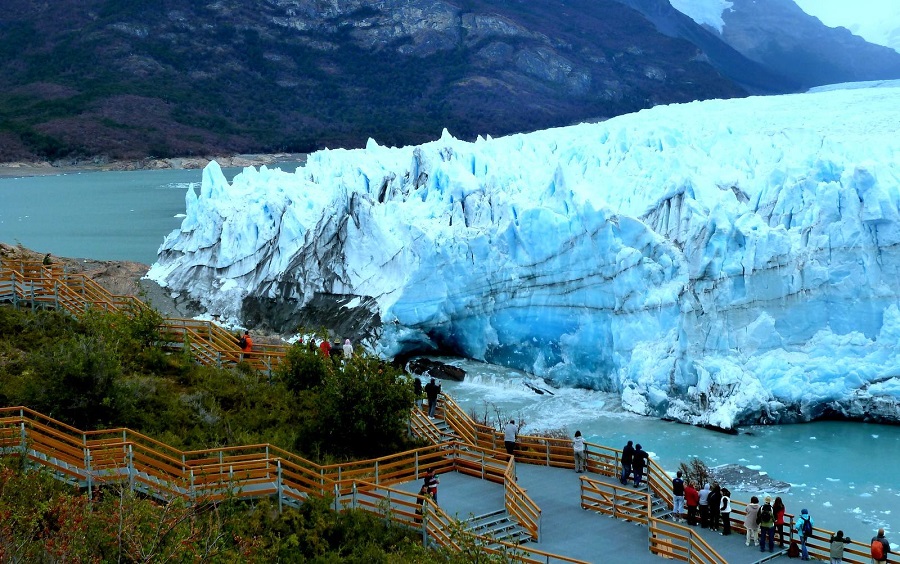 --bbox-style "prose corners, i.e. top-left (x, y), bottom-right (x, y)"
top-left (310, 355), bottom-right (415, 458)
